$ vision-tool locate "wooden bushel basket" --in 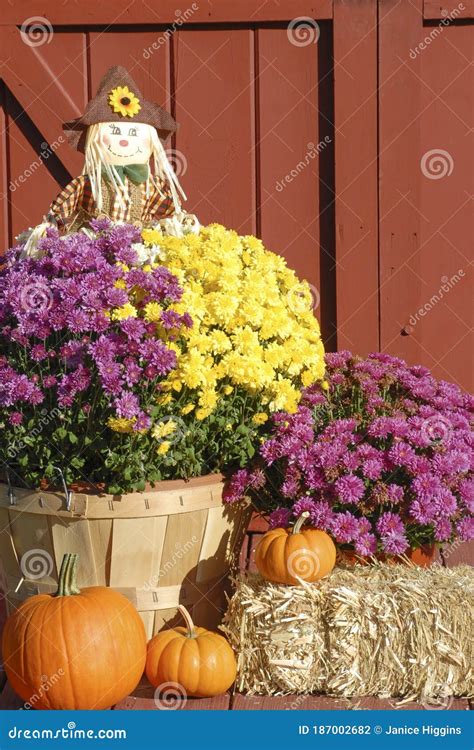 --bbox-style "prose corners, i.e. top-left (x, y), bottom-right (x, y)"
top-left (0, 474), bottom-right (251, 638)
